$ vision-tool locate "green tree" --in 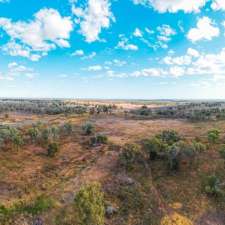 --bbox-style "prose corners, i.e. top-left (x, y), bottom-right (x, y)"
top-left (74, 183), bottom-right (105, 225)
top-left (156, 130), bottom-right (181, 145)
top-left (143, 137), bottom-right (167, 160)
